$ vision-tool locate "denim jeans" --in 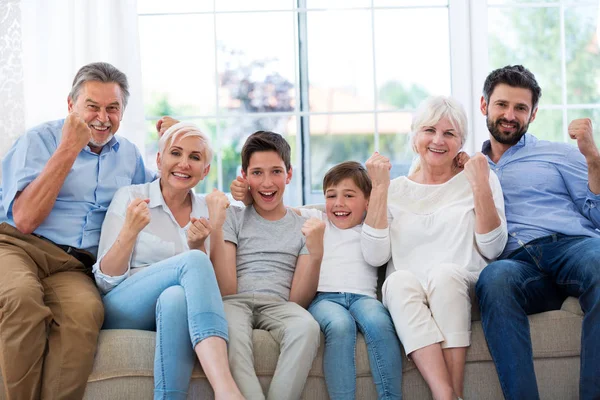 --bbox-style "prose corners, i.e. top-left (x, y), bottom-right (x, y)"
top-left (309, 292), bottom-right (403, 400)
top-left (102, 250), bottom-right (229, 400)
top-left (476, 235), bottom-right (600, 400)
